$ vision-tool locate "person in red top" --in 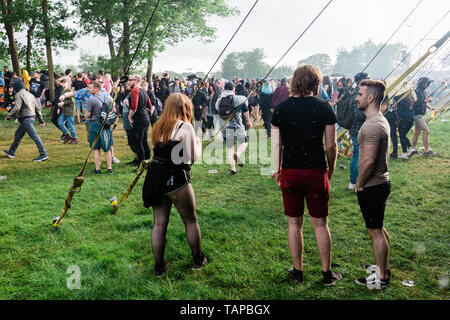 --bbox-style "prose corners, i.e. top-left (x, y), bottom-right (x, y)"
top-left (128, 74), bottom-right (154, 171)
top-left (82, 72), bottom-right (90, 86)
